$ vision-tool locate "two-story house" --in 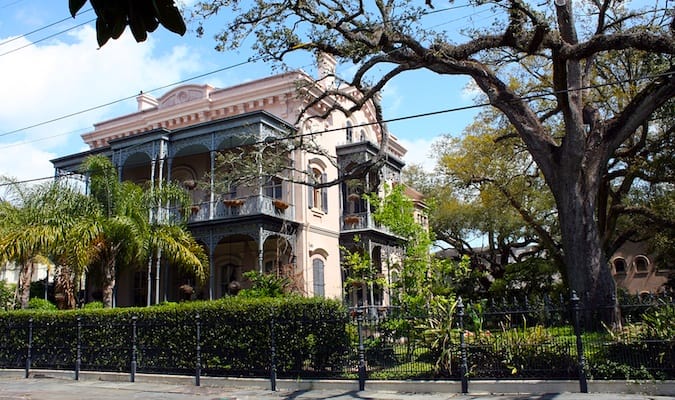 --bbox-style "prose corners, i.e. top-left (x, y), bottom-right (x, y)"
top-left (51, 54), bottom-right (411, 307)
